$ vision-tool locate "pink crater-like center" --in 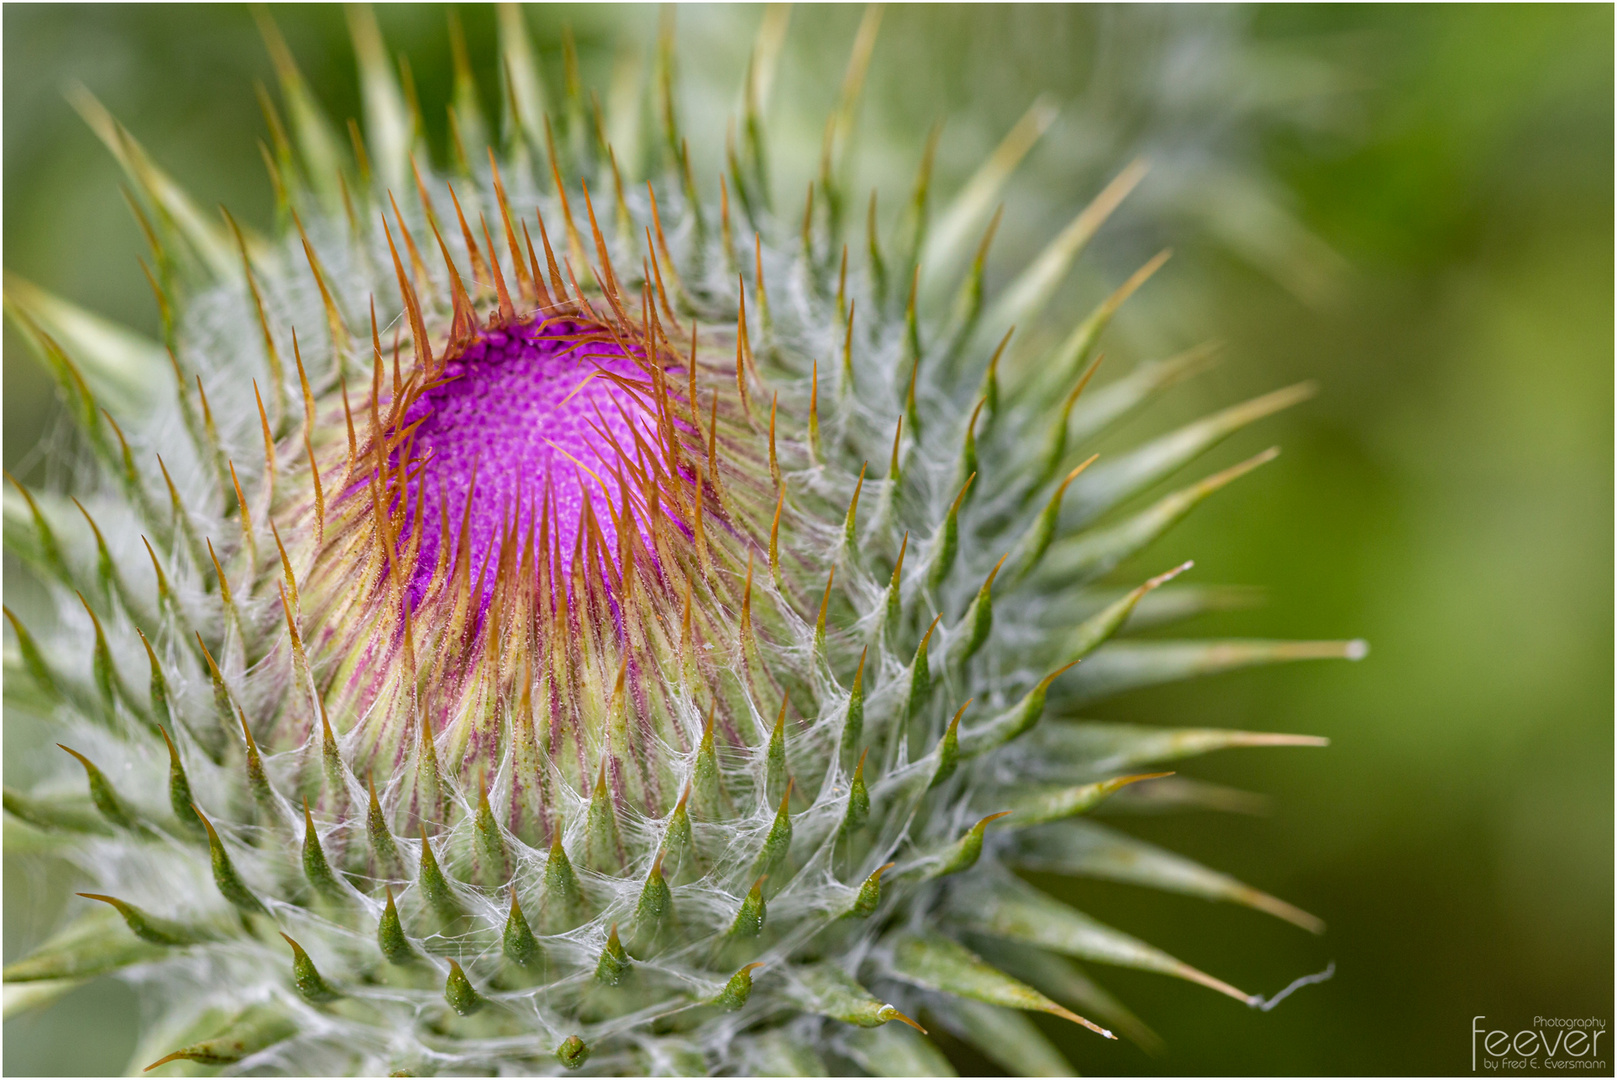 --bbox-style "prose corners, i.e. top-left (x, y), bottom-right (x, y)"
top-left (395, 318), bottom-right (667, 606)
